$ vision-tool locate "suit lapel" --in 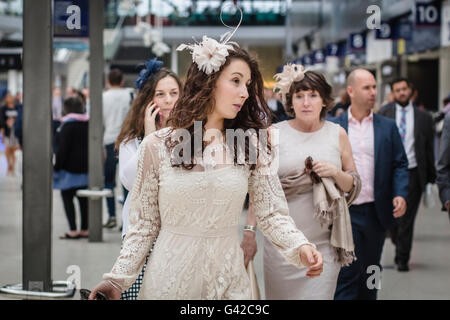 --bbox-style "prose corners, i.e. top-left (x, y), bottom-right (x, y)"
top-left (373, 114), bottom-right (381, 169)
top-left (413, 106), bottom-right (420, 144)
top-left (388, 103), bottom-right (396, 120)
